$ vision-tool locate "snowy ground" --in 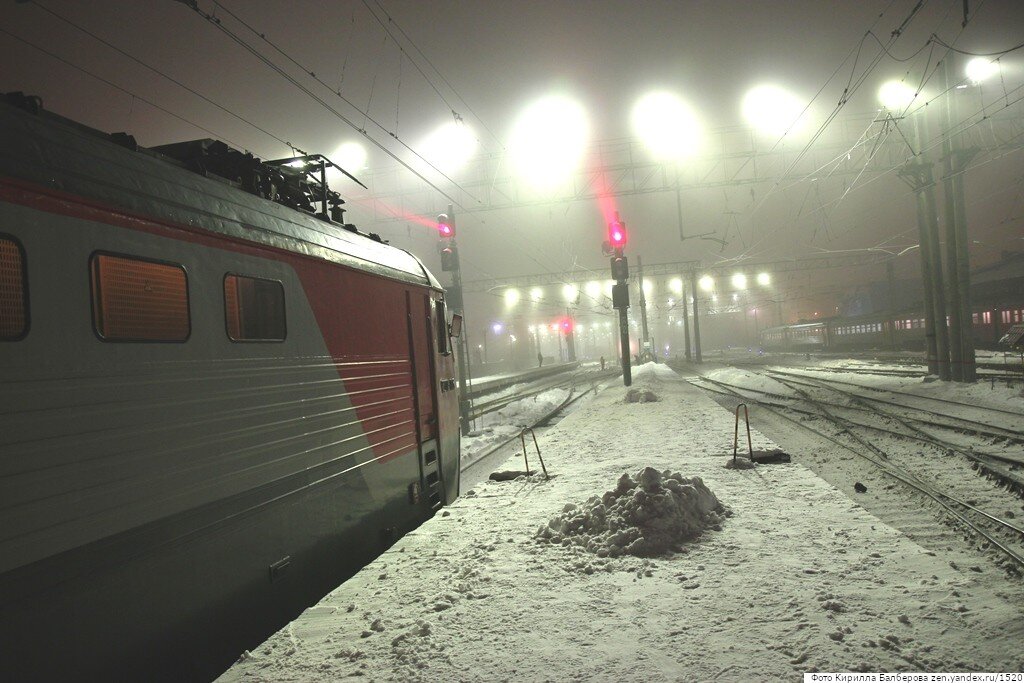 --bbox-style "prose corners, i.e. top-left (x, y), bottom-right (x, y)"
top-left (218, 363), bottom-right (1024, 681)
top-left (460, 384), bottom-right (570, 465)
